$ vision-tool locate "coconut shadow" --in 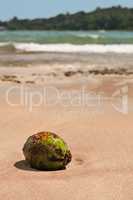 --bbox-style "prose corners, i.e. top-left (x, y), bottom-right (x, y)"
top-left (14, 160), bottom-right (66, 172)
